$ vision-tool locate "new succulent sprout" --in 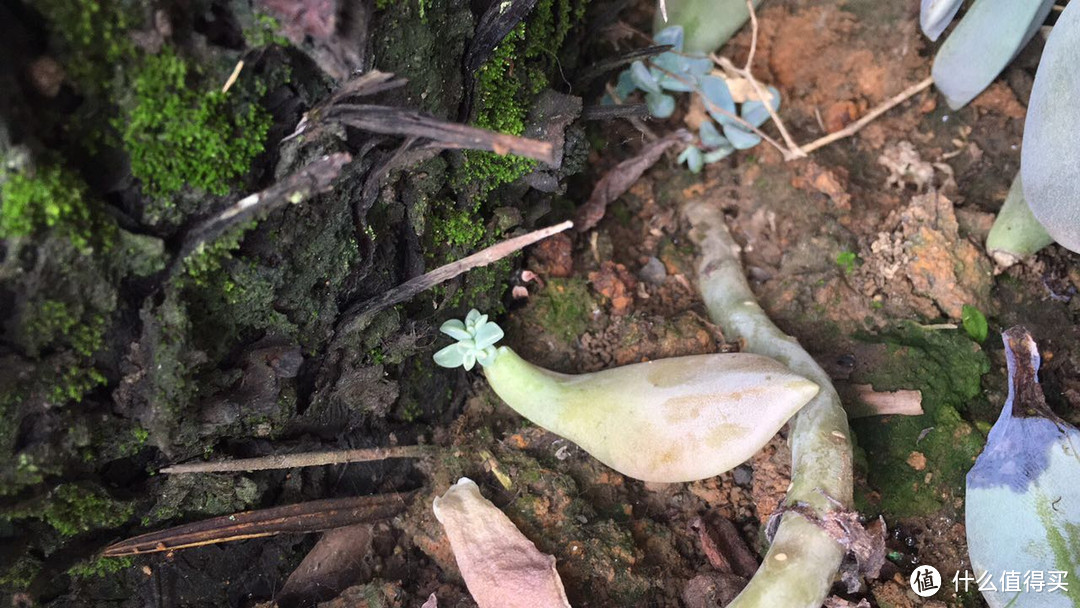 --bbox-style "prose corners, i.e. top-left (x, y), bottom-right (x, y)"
top-left (685, 201), bottom-right (853, 608)
top-left (1020, 0), bottom-right (1080, 255)
top-left (433, 310), bottom-right (819, 483)
top-left (984, 173), bottom-right (1054, 268)
top-left (966, 327), bottom-right (1080, 608)
top-left (607, 26), bottom-right (780, 173)
top-left (655, 0), bottom-right (763, 55)
top-left (928, 0), bottom-right (1054, 110)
